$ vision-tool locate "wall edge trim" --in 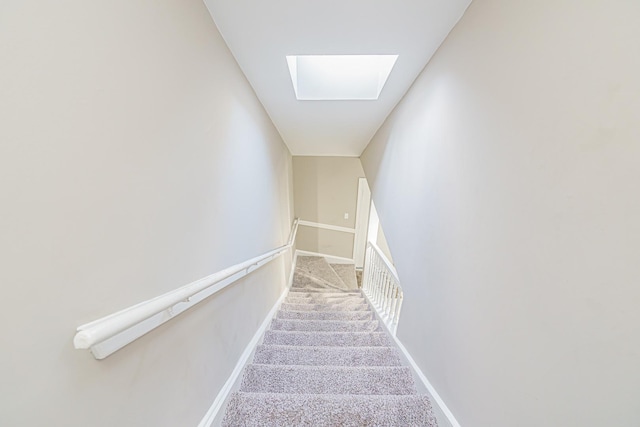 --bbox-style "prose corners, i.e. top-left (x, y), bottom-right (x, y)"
top-left (393, 337), bottom-right (462, 427)
top-left (361, 289), bottom-right (461, 427)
